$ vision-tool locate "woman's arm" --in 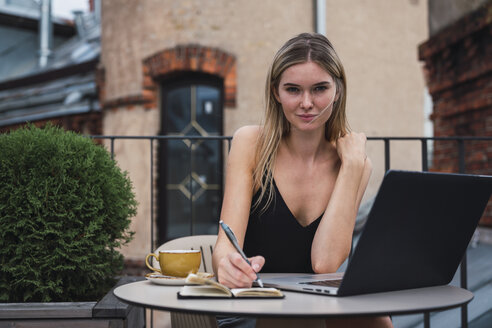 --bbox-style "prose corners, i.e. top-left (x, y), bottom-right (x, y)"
top-left (311, 132), bottom-right (372, 273)
top-left (212, 125), bottom-right (265, 288)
